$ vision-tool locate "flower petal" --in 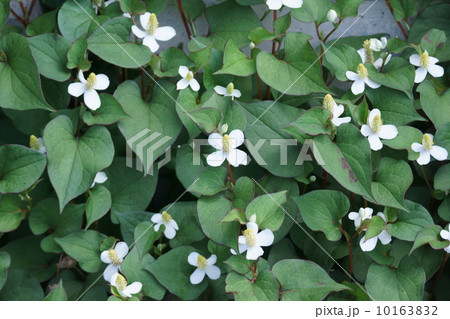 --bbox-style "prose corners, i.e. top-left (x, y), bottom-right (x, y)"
top-left (266, 0), bottom-right (282, 10)
top-left (170, 219), bottom-right (179, 231)
top-left (164, 225), bottom-right (176, 239)
top-left (109, 272), bottom-right (119, 286)
top-left (351, 78), bottom-right (365, 95)
top-left (143, 35), bottom-right (159, 52)
top-left (332, 116), bottom-right (351, 127)
top-left (176, 78), bottom-right (190, 90)
top-left (247, 222), bottom-right (259, 233)
top-left (100, 250), bottom-right (112, 264)
top-left (374, 58), bottom-right (383, 69)
top-left (359, 235), bottom-right (378, 252)
top-left (378, 230), bottom-right (392, 245)
top-left (94, 74), bottom-right (110, 90)
top-left (154, 26), bottom-right (176, 41)
top-left (238, 243), bottom-right (248, 254)
top-left (205, 265), bottom-right (221, 280)
top-left (189, 78), bottom-right (200, 92)
top-left (368, 134), bottom-right (383, 151)
top-left (360, 124), bottom-right (372, 137)
top-left (103, 264), bottom-right (119, 281)
top-left (178, 65), bottom-right (189, 78)
top-left (187, 252), bottom-right (200, 266)
top-left (84, 89), bottom-right (101, 110)
top-left (139, 12), bottom-right (150, 30)
top-left (257, 229), bottom-right (274, 247)
top-left (378, 125), bottom-right (398, 140)
top-left (68, 82), bottom-right (86, 97)
top-left (227, 149), bottom-right (248, 167)
top-left (417, 150), bottom-right (431, 165)
top-left (409, 54), bottom-right (421, 67)
top-left (427, 64), bottom-right (444, 78)
top-left (208, 132), bottom-right (223, 150)
top-left (430, 146), bottom-right (448, 161)
top-left (131, 25), bottom-right (147, 39)
top-left (214, 85), bottom-right (227, 96)
top-left (94, 171), bottom-right (108, 184)
top-left (411, 142), bottom-right (424, 153)
top-left (357, 49), bottom-right (366, 63)
top-left (207, 254), bottom-right (217, 266)
top-left (228, 129), bottom-right (245, 148)
top-left (346, 71), bottom-right (358, 81)
top-left (283, 0), bottom-right (303, 9)
top-left (368, 108), bottom-right (381, 124)
top-left (114, 242), bottom-right (129, 258)
top-left (206, 150), bottom-right (226, 167)
top-left (414, 67), bottom-right (428, 83)
top-left (78, 69), bottom-right (86, 83)
top-left (246, 246), bottom-right (264, 260)
top-left (190, 268), bottom-right (206, 285)
top-left (440, 230), bottom-right (450, 241)
top-left (233, 89), bottom-right (242, 98)
top-left (154, 222), bottom-right (162, 231)
top-left (364, 77), bottom-right (381, 89)
top-left (123, 282), bottom-right (142, 295)
top-left (151, 213), bottom-right (162, 223)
